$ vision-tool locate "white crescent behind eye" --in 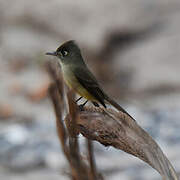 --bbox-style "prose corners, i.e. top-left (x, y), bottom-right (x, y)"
top-left (63, 50), bottom-right (68, 56)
